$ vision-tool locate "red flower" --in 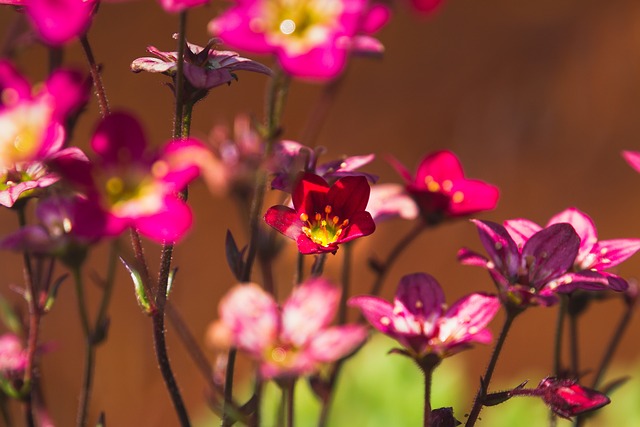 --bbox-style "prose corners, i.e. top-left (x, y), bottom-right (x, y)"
top-left (264, 173), bottom-right (375, 254)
